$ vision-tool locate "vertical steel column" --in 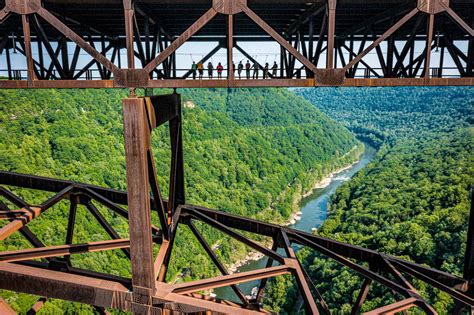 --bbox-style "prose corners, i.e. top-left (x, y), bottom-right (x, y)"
top-left (144, 16), bottom-right (150, 63)
top-left (123, 98), bottom-right (155, 294)
top-left (37, 40), bottom-right (45, 79)
top-left (60, 37), bottom-right (70, 78)
top-left (467, 35), bottom-right (473, 77)
top-left (21, 15), bottom-right (36, 82)
top-left (167, 93), bottom-right (185, 222)
top-left (124, 0), bottom-right (135, 69)
top-left (308, 19), bottom-right (314, 62)
top-left (386, 33), bottom-right (395, 77)
top-left (5, 45), bottom-right (12, 80)
top-left (280, 46), bottom-right (285, 77)
top-left (424, 14), bottom-right (434, 78)
top-left (409, 38), bottom-right (415, 77)
top-left (172, 52), bottom-right (176, 78)
top-left (227, 14), bottom-right (234, 80)
top-left (326, 0), bottom-right (336, 69)
top-left (65, 195), bottom-right (78, 245)
top-left (156, 93), bottom-right (184, 283)
top-left (438, 46), bottom-right (445, 77)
